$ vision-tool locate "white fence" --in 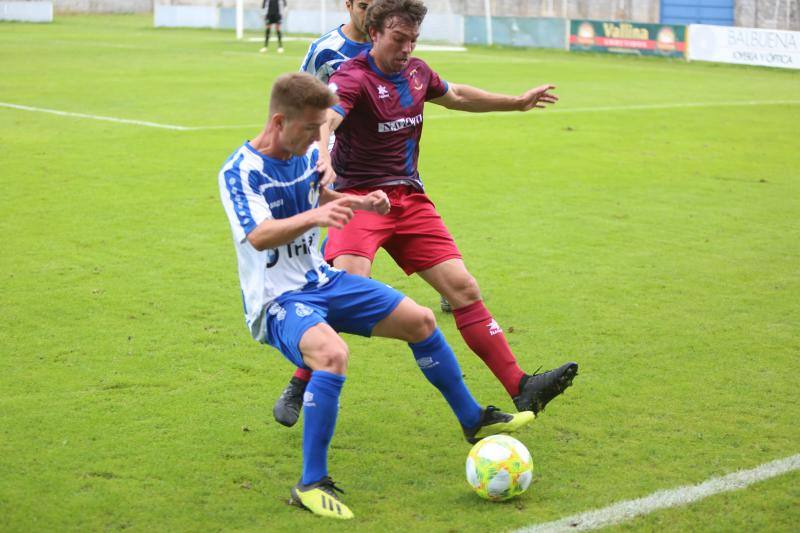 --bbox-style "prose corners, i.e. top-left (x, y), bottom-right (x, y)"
top-left (0, 1), bottom-right (53, 22)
